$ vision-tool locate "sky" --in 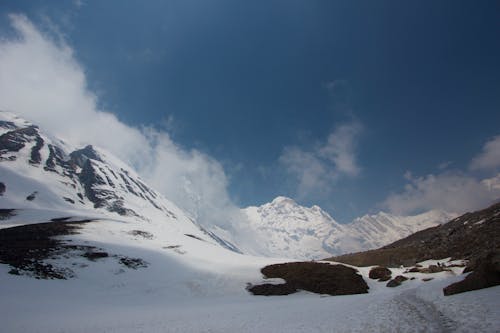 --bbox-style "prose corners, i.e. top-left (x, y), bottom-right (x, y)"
top-left (0, 1), bottom-right (499, 223)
